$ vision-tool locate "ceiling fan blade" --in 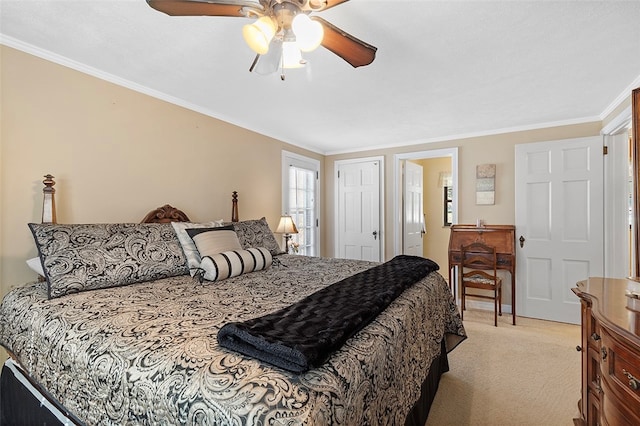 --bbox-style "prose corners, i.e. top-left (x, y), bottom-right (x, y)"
top-left (309, 0), bottom-right (350, 12)
top-left (146, 0), bottom-right (260, 17)
top-left (311, 16), bottom-right (377, 68)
